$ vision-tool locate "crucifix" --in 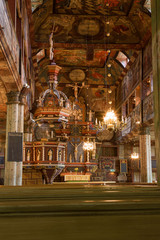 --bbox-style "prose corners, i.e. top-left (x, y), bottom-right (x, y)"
top-left (67, 82), bottom-right (84, 100)
top-left (70, 142), bottom-right (81, 162)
